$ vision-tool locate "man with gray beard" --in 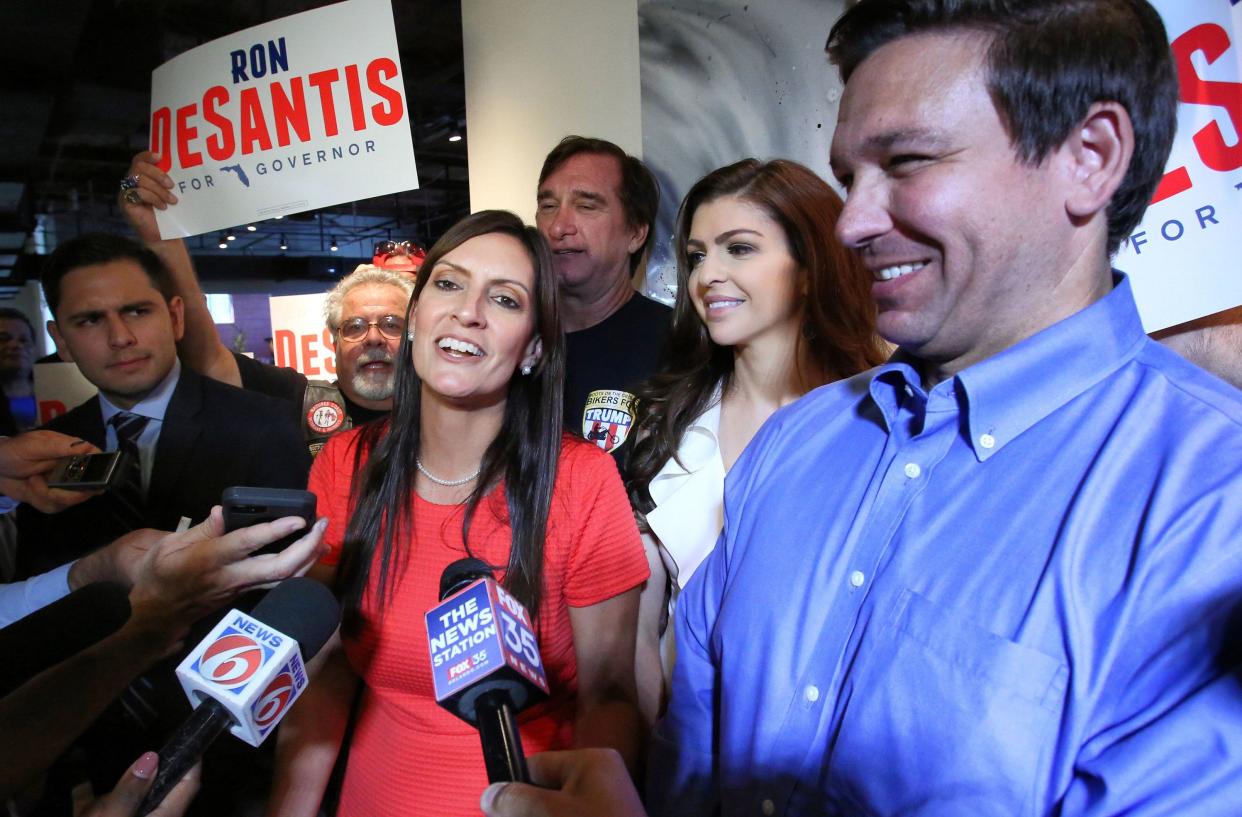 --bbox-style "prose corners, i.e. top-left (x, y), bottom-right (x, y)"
top-left (192, 265), bottom-right (412, 456)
